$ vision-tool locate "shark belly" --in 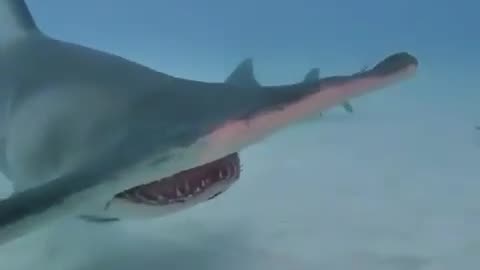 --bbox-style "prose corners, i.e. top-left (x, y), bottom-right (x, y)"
top-left (0, 0), bottom-right (419, 244)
